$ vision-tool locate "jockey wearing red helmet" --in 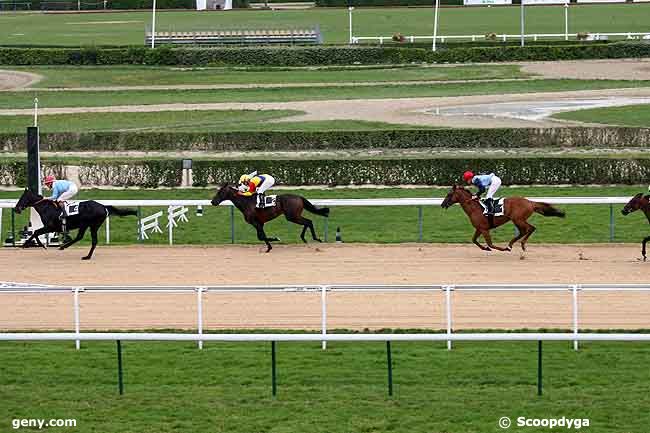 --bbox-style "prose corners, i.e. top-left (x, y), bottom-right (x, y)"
top-left (463, 170), bottom-right (502, 216)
